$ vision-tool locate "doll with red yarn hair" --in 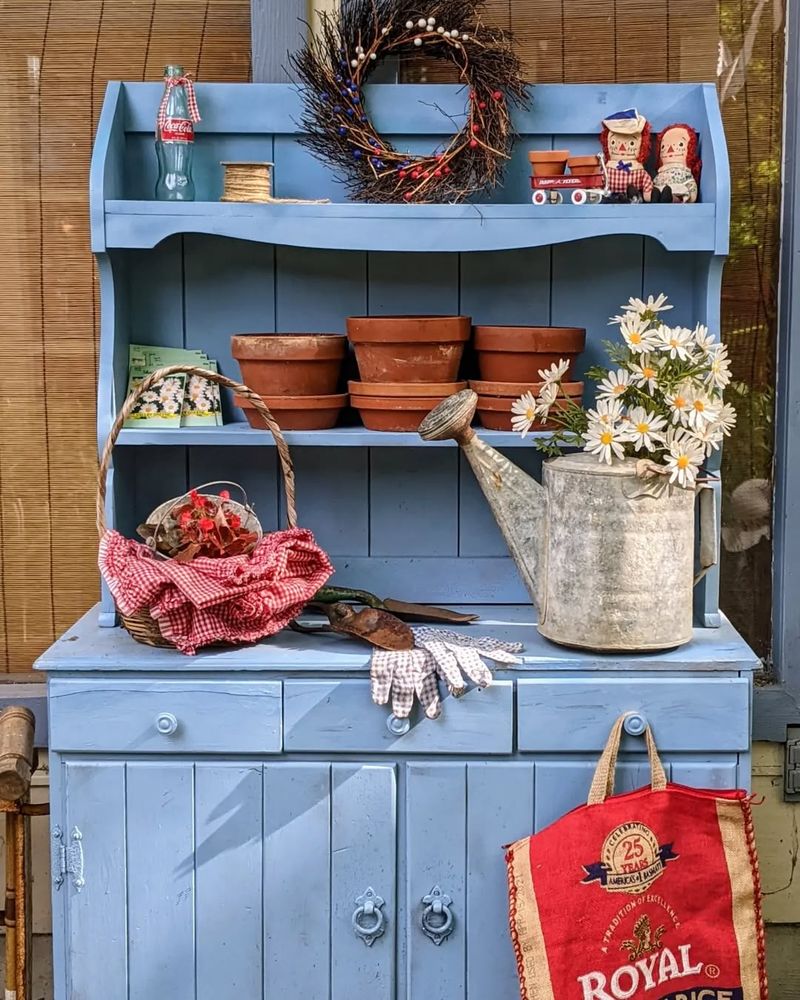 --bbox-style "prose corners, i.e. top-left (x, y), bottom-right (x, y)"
top-left (600, 109), bottom-right (653, 202)
top-left (651, 123), bottom-right (701, 203)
